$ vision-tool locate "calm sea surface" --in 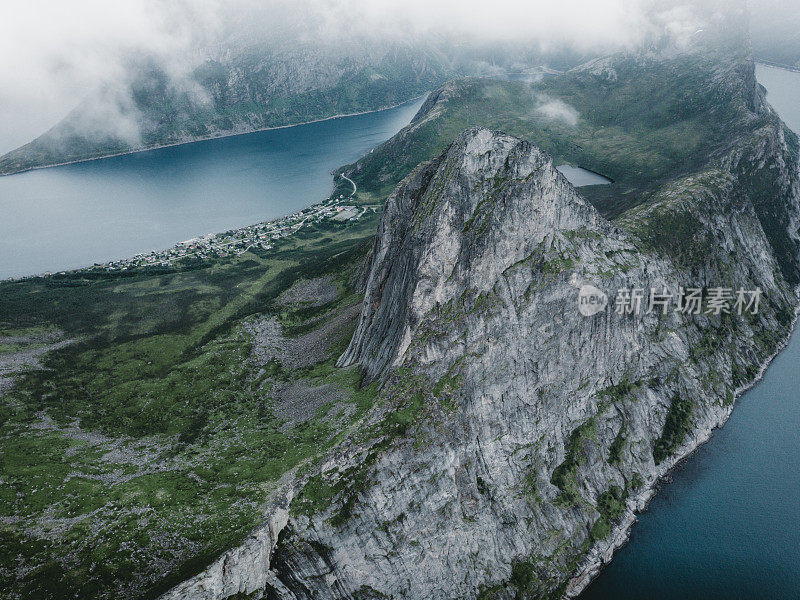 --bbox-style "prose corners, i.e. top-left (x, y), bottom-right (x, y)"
top-left (579, 63), bottom-right (800, 600)
top-left (0, 99), bottom-right (424, 279)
